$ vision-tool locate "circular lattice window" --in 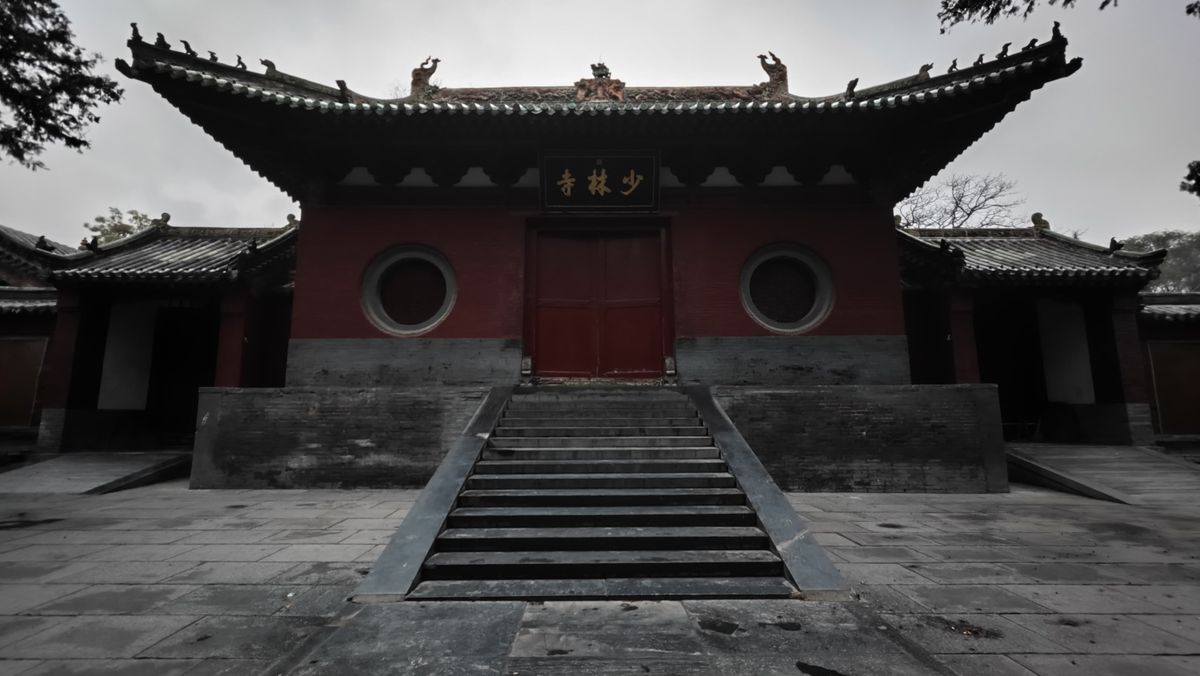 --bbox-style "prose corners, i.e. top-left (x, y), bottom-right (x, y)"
top-left (362, 247), bottom-right (456, 336)
top-left (740, 246), bottom-right (833, 333)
